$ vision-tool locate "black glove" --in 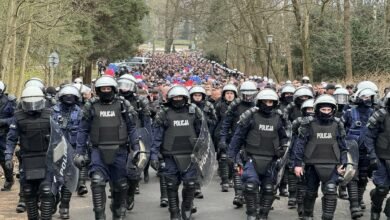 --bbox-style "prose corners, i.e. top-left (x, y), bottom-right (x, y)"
top-left (150, 159), bottom-right (159, 171)
top-left (5, 160), bottom-right (13, 170)
top-left (74, 154), bottom-right (86, 168)
top-left (368, 158), bottom-right (379, 177)
top-left (276, 145), bottom-right (288, 158)
top-left (132, 150), bottom-right (140, 165)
